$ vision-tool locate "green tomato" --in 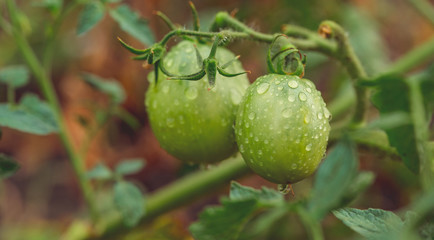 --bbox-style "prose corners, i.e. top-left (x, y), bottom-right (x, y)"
top-left (235, 74), bottom-right (331, 184)
top-left (145, 40), bottom-right (250, 164)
